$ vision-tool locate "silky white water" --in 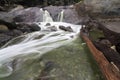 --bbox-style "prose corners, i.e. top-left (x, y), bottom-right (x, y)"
top-left (57, 9), bottom-right (64, 22)
top-left (0, 9), bottom-right (82, 78)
